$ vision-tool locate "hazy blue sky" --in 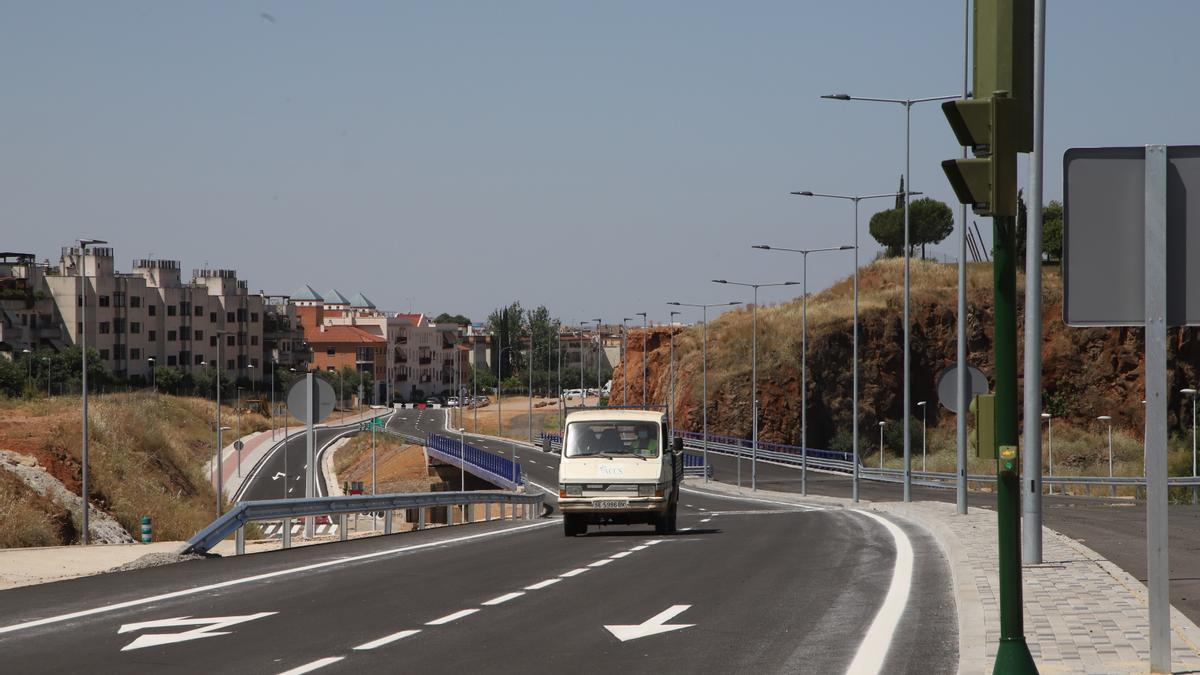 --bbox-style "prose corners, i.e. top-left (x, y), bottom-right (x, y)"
top-left (4, 2), bottom-right (1197, 325)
